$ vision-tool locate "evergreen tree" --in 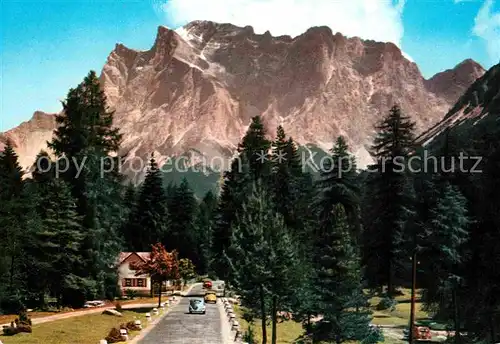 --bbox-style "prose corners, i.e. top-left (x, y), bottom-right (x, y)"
top-left (211, 155), bottom-right (252, 279)
top-left (226, 183), bottom-right (300, 344)
top-left (47, 71), bottom-right (124, 301)
top-left (237, 116), bottom-right (271, 180)
top-left (312, 204), bottom-right (372, 343)
top-left (166, 178), bottom-right (198, 266)
top-left (120, 183), bottom-right (137, 251)
top-left (128, 154), bottom-right (168, 251)
top-left (421, 183), bottom-right (469, 342)
top-left (225, 182), bottom-right (272, 344)
top-left (28, 178), bottom-right (84, 307)
top-left (317, 136), bottom-right (360, 240)
top-left (362, 105), bottom-right (417, 297)
top-left (0, 141), bottom-right (28, 293)
top-left (194, 190), bottom-right (217, 275)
